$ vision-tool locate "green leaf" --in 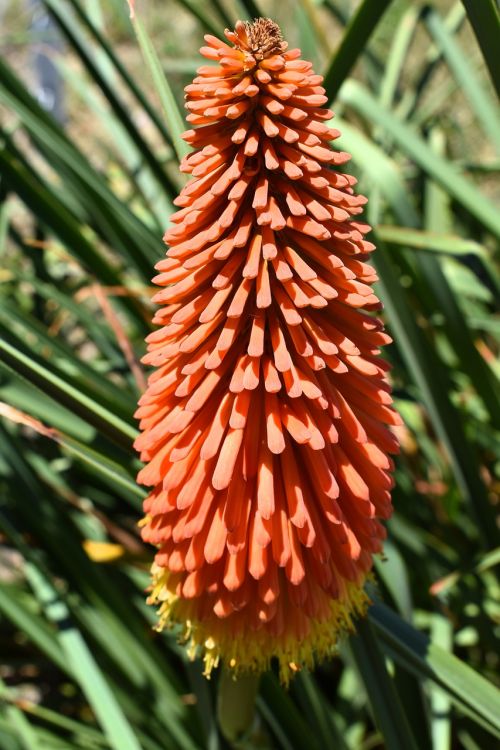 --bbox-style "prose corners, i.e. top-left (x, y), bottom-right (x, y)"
top-left (174, 0), bottom-right (222, 37)
top-left (461, 0), bottom-right (500, 98)
top-left (372, 239), bottom-right (497, 548)
top-left (429, 615), bottom-right (452, 750)
top-left (128, 4), bottom-right (189, 163)
top-left (423, 7), bottom-right (500, 152)
top-left (0, 516), bottom-right (142, 750)
top-left (292, 672), bottom-right (350, 750)
top-left (334, 115), bottom-right (418, 226)
top-left (335, 118), bottom-right (498, 547)
top-left (376, 225), bottom-right (487, 258)
top-left (378, 5), bottom-right (421, 110)
top-left (349, 618), bottom-right (420, 750)
top-left (0, 298), bottom-right (136, 419)
top-left (370, 603), bottom-right (500, 736)
top-left (0, 337), bottom-right (137, 447)
top-left (43, 0), bottom-right (179, 196)
top-left (64, 0), bottom-right (175, 149)
top-left (323, 0), bottom-right (394, 101)
top-left (0, 677), bottom-right (44, 750)
top-left (24, 563), bottom-right (142, 750)
top-left (0, 583), bottom-right (67, 674)
top-left (422, 129), bottom-right (500, 429)
top-left (61, 435), bottom-right (144, 505)
top-left (0, 60), bottom-right (160, 275)
top-left (0, 197), bottom-right (9, 253)
top-left (0, 146), bottom-right (121, 287)
top-left (237, 0), bottom-right (262, 21)
top-left (374, 538), bottom-right (413, 619)
top-left (339, 80), bottom-right (500, 238)
top-left (259, 674), bottom-right (323, 750)
top-left (1, 698), bottom-right (108, 748)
